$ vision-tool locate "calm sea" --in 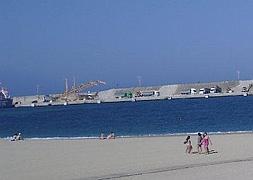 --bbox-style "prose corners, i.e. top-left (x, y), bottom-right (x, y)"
top-left (1, 96), bottom-right (253, 139)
